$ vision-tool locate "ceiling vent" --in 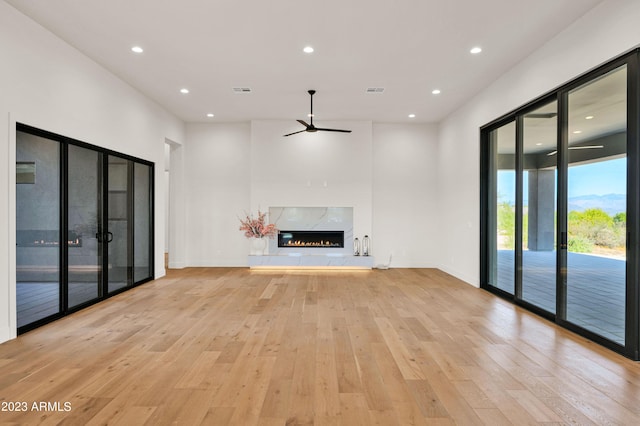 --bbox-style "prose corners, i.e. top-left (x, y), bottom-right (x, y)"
top-left (232, 87), bottom-right (252, 94)
top-left (366, 87), bottom-right (385, 94)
